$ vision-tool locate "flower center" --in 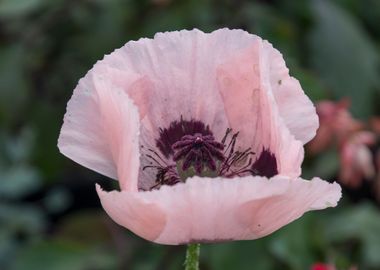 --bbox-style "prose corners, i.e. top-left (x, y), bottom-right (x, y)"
top-left (142, 118), bottom-right (278, 190)
top-left (172, 133), bottom-right (225, 179)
